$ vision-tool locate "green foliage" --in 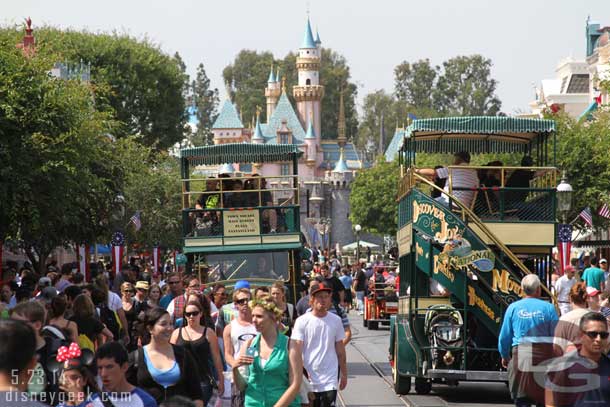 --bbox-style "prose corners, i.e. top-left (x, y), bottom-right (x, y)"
top-left (394, 59), bottom-right (438, 109)
top-left (554, 112), bottom-right (610, 230)
top-left (349, 158), bottom-right (400, 236)
top-left (191, 63), bottom-right (219, 146)
top-left (222, 50), bottom-right (275, 124)
top-left (223, 48), bottom-right (358, 139)
top-left (113, 139), bottom-right (182, 248)
top-left (356, 89), bottom-right (437, 153)
top-left (394, 55), bottom-right (501, 116)
top-left (0, 25), bottom-right (190, 150)
top-left (0, 45), bottom-right (121, 272)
